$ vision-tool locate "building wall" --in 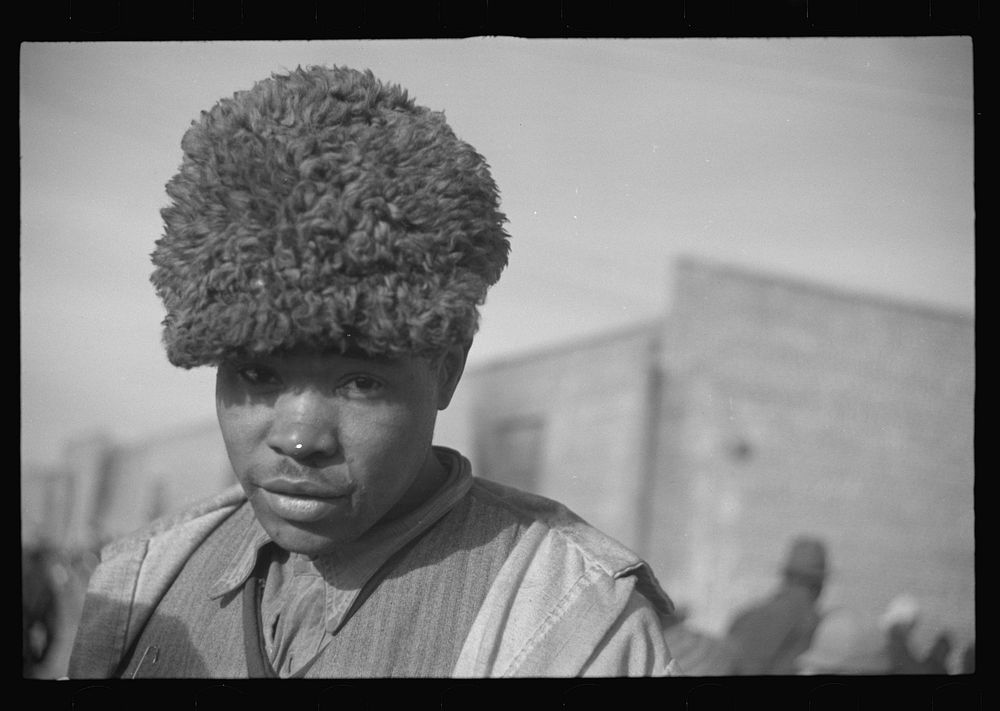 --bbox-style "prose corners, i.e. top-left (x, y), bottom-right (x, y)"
top-left (21, 465), bottom-right (76, 549)
top-left (435, 326), bottom-right (660, 553)
top-left (58, 434), bottom-right (118, 551)
top-left (647, 258), bottom-right (975, 661)
top-left (100, 421), bottom-right (236, 542)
